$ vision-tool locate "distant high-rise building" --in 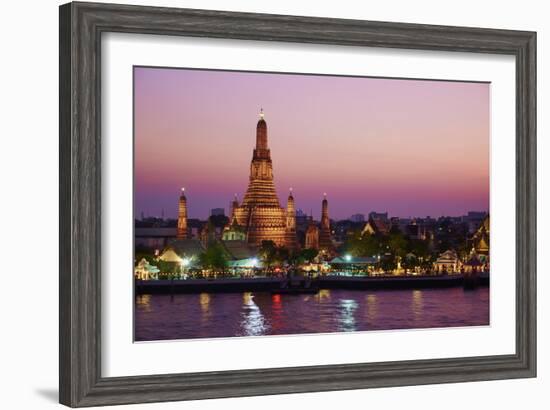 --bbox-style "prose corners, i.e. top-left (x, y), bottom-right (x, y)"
top-left (463, 211), bottom-right (488, 233)
top-left (210, 208), bottom-right (225, 217)
top-left (350, 213), bottom-right (365, 223)
top-left (295, 208), bottom-right (307, 222)
top-left (467, 211), bottom-right (487, 219)
top-left (369, 211), bottom-right (388, 221)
